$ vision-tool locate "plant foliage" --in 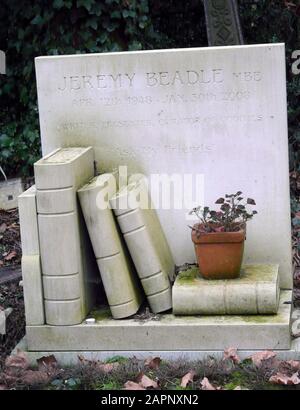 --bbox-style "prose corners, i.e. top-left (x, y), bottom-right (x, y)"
top-left (190, 192), bottom-right (257, 234)
top-left (0, 0), bottom-right (299, 178)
